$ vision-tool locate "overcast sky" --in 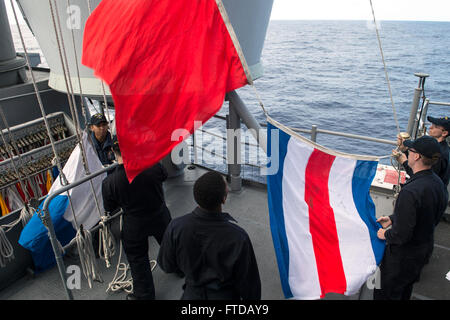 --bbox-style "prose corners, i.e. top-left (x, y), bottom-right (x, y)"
top-left (271, 0), bottom-right (450, 21)
top-left (5, 0), bottom-right (450, 24)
